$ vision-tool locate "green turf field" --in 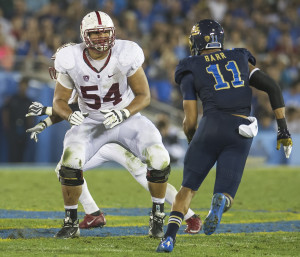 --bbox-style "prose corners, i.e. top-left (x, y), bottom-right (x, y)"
top-left (0, 166), bottom-right (299, 256)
